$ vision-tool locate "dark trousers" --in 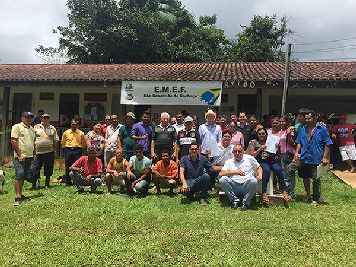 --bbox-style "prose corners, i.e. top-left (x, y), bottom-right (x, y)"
top-left (63, 148), bottom-right (82, 185)
top-left (33, 152), bottom-right (55, 187)
top-left (184, 173), bottom-right (211, 199)
top-left (288, 160), bottom-right (320, 201)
